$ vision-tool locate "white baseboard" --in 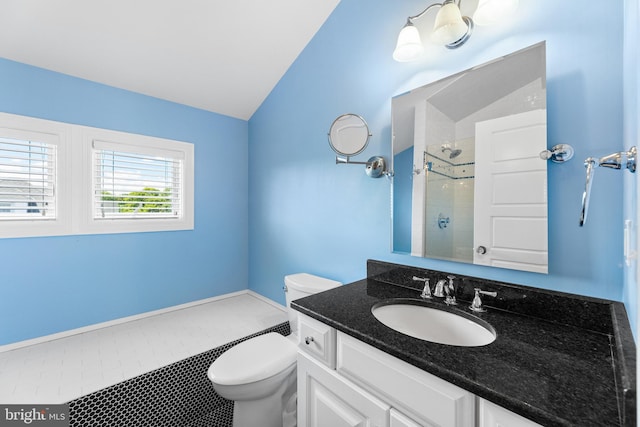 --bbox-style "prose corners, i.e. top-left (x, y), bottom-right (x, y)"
top-left (246, 290), bottom-right (287, 312)
top-left (0, 290), bottom-right (284, 353)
